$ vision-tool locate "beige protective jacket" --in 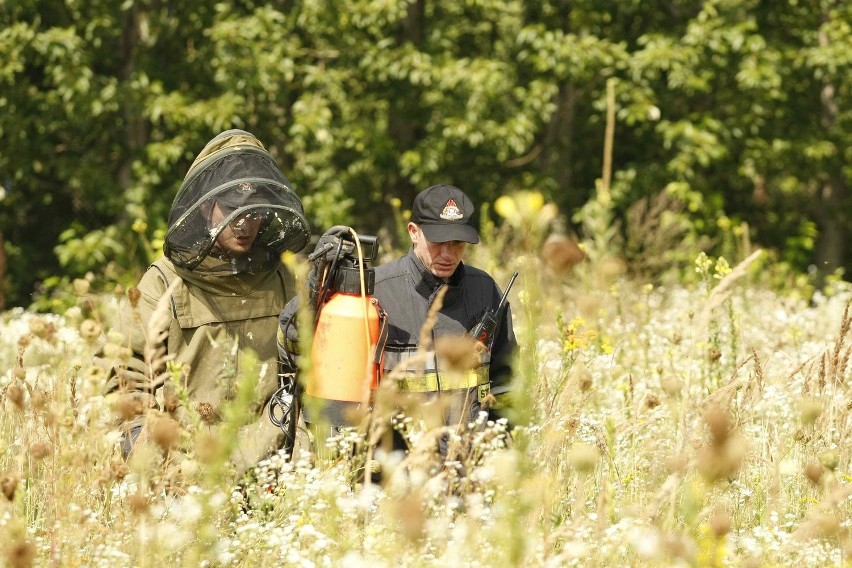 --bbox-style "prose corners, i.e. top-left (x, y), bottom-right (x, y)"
top-left (102, 257), bottom-right (294, 476)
